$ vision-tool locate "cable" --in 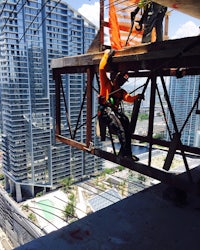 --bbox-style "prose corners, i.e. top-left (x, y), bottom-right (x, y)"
top-left (73, 86), bottom-right (87, 139)
top-left (116, 3), bottom-right (138, 12)
top-left (0, 203), bottom-right (44, 239)
top-left (35, 199), bottom-right (84, 220)
top-left (77, 182), bottom-right (122, 205)
top-left (88, 171), bottom-right (148, 196)
top-left (1, 0), bottom-right (21, 32)
top-left (104, 0), bottom-right (138, 15)
top-left (0, 0), bottom-right (9, 17)
top-left (35, 0), bottom-right (62, 34)
top-left (129, 82), bottom-right (147, 95)
top-left (29, 197), bottom-right (85, 225)
top-left (18, 0), bottom-right (49, 43)
top-left (9, 0), bottom-right (29, 22)
top-left (156, 83), bottom-right (172, 140)
top-left (12, 209), bottom-right (46, 235)
top-left (54, 196), bottom-right (87, 217)
top-left (85, 180), bottom-right (125, 199)
top-left (108, 171), bottom-right (149, 189)
top-left (28, 205), bottom-right (66, 223)
top-left (27, 207), bottom-right (59, 230)
top-left (60, 80), bottom-right (73, 138)
top-left (105, 0), bottom-right (129, 9)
